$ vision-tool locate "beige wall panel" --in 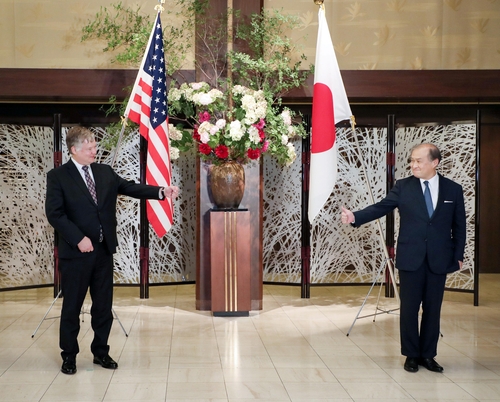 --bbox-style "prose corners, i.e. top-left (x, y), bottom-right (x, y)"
top-left (1, 0), bottom-right (499, 69)
top-left (264, 0), bottom-right (500, 70)
top-left (0, 1), bottom-right (16, 66)
top-left (0, 0), bottom-right (195, 69)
